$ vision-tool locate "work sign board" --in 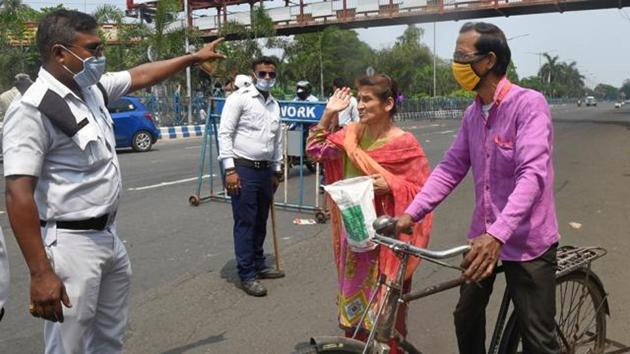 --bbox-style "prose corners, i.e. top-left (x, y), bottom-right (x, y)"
top-left (210, 97), bottom-right (326, 123)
